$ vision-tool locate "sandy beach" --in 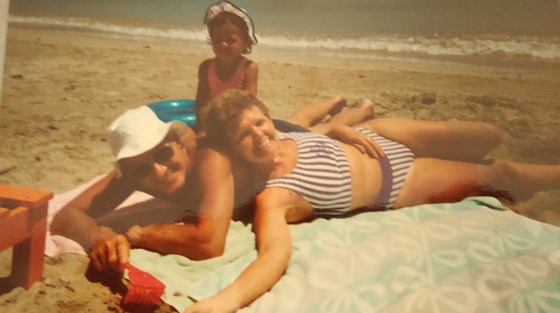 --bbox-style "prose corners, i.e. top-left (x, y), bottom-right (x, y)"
top-left (1, 27), bottom-right (559, 312)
